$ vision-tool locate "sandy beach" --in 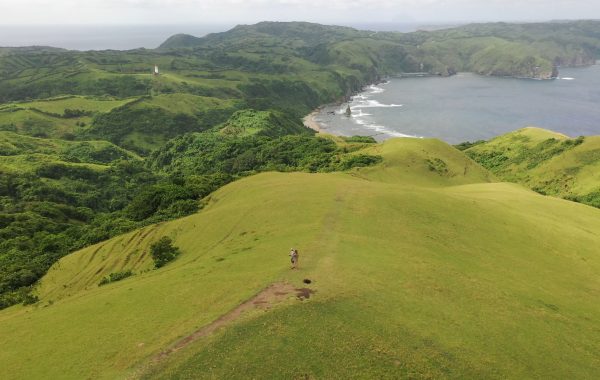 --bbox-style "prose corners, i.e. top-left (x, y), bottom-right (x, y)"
top-left (303, 109), bottom-right (323, 132)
